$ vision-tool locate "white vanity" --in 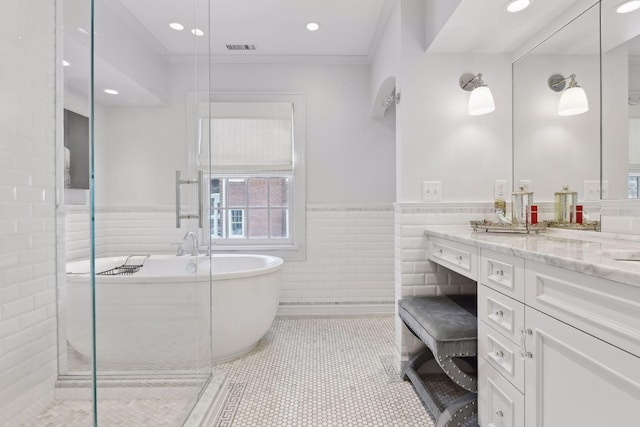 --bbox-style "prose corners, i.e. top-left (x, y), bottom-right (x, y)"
top-left (424, 226), bottom-right (640, 427)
